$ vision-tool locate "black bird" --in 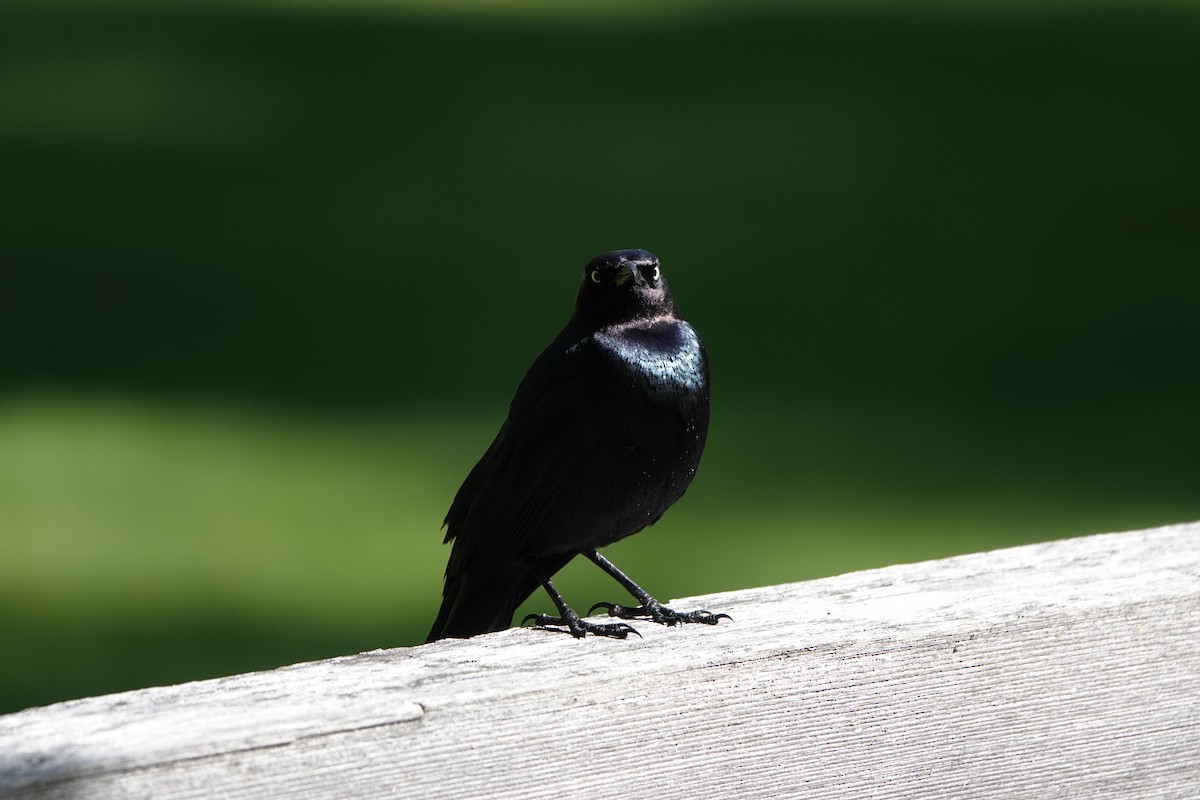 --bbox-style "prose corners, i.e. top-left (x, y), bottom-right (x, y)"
top-left (426, 249), bottom-right (725, 641)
